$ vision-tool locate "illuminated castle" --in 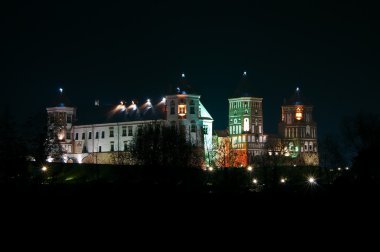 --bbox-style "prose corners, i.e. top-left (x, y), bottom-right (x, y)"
top-left (46, 74), bottom-right (213, 164)
top-left (277, 87), bottom-right (319, 165)
top-left (227, 74), bottom-right (268, 165)
top-left (213, 73), bottom-right (319, 167)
